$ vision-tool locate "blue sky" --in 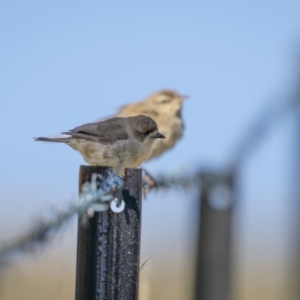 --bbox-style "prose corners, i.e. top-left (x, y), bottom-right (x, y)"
top-left (1, 2), bottom-right (300, 291)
